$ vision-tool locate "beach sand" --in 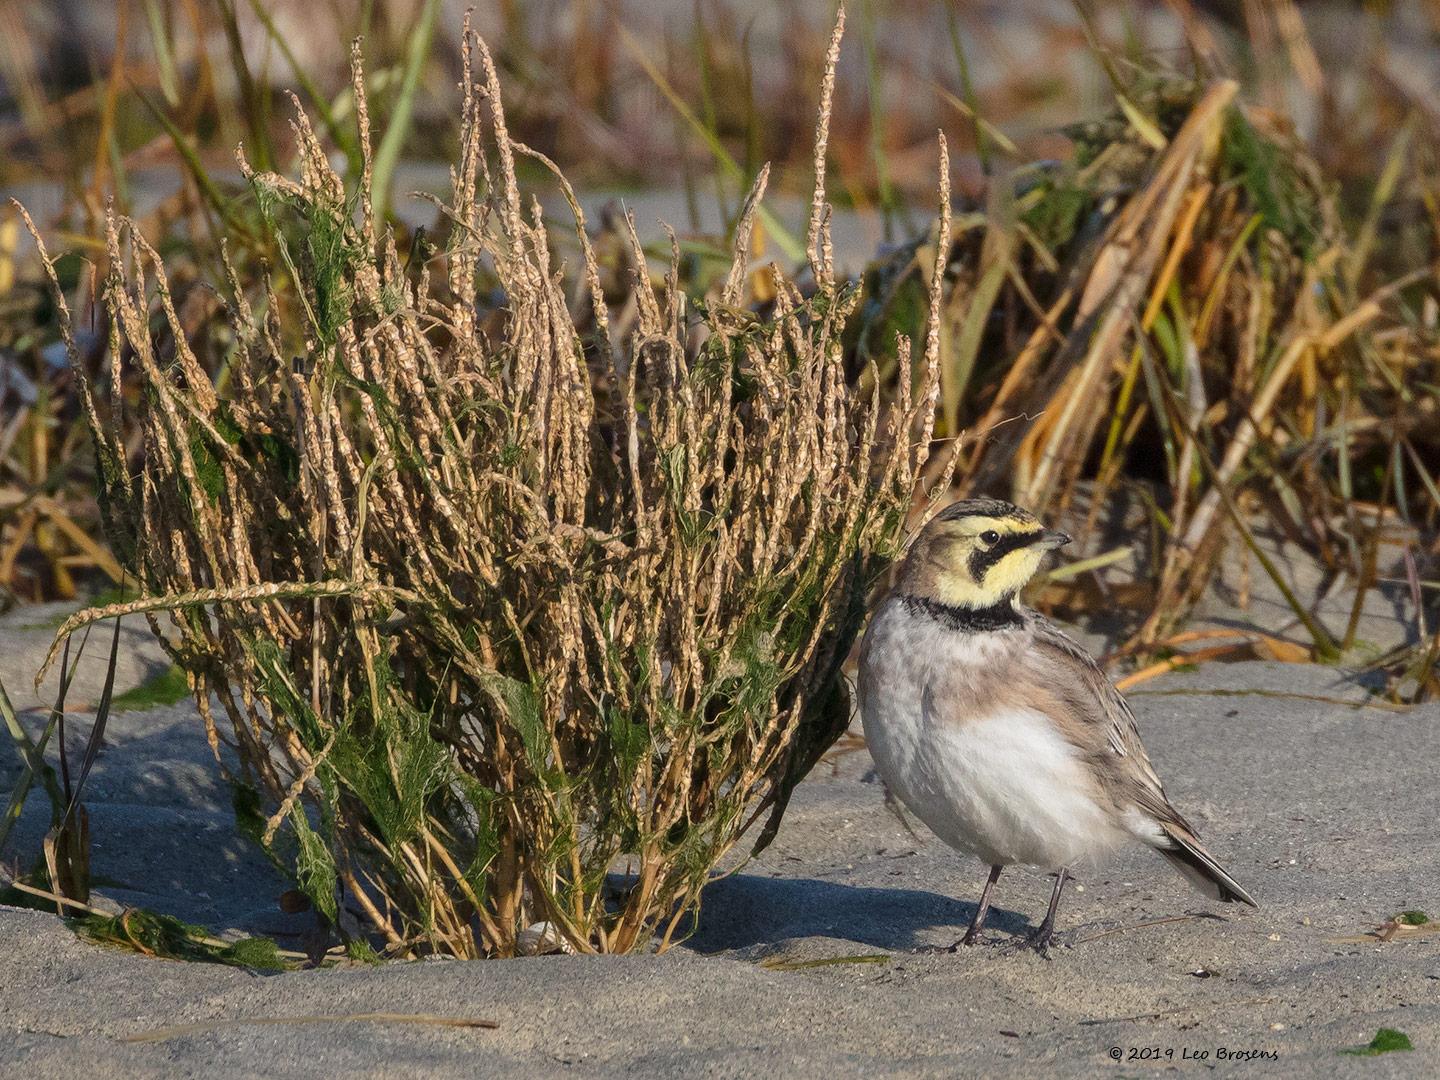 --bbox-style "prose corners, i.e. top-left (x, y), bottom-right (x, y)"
top-left (2, 596), bottom-right (1438, 1077)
